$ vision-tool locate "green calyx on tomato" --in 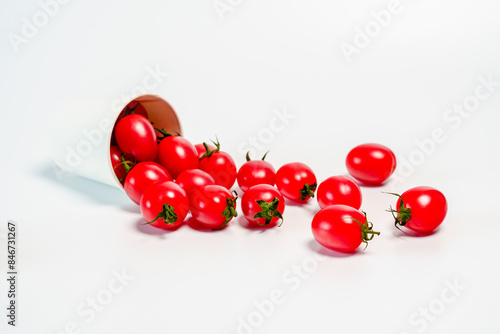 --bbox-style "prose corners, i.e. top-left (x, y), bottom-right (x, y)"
top-left (245, 151), bottom-right (269, 162)
top-left (384, 192), bottom-right (412, 231)
top-left (155, 128), bottom-right (181, 142)
top-left (142, 203), bottom-right (178, 226)
top-left (217, 191), bottom-right (238, 230)
top-left (253, 197), bottom-right (283, 227)
top-left (349, 211), bottom-right (380, 250)
top-left (123, 103), bottom-right (140, 117)
top-left (299, 183), bottom-right (317, 201)
top-left (200, 138), bottom-right (221, 160)
top-left (114, 153), bottom-right (136, 183)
